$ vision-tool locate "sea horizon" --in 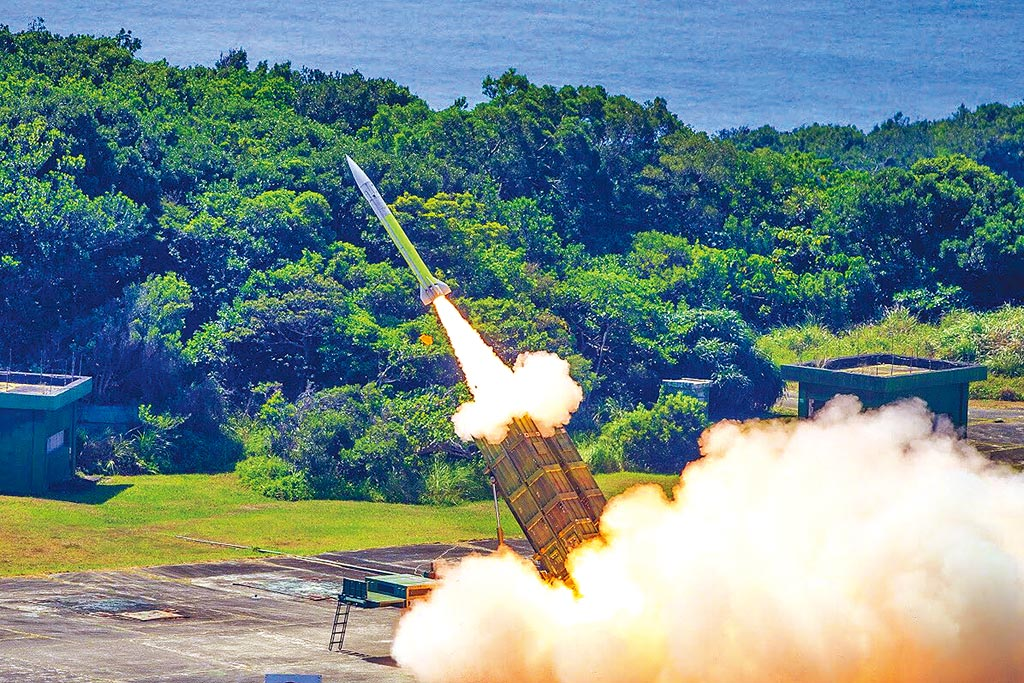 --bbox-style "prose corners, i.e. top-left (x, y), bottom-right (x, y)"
top-left (0, 0), bottom-right (1022, 132)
